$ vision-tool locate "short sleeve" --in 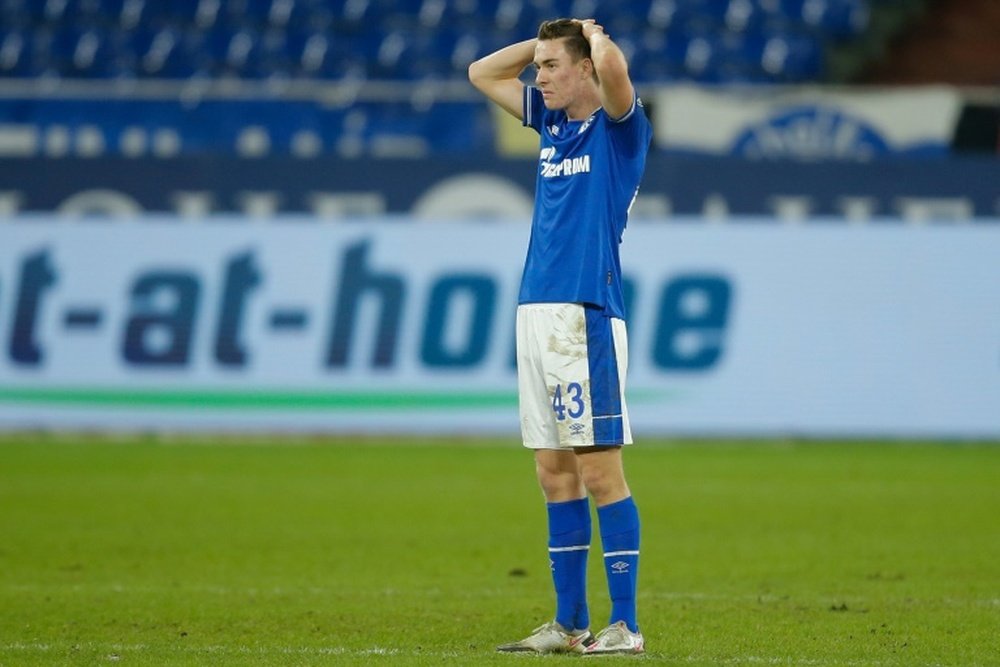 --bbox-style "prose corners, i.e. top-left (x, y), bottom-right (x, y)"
top-left (523, 86), bottom-right (545, 134)
top-left (608, 94), bottom-right (653, 158)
